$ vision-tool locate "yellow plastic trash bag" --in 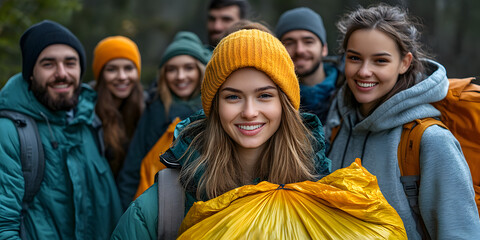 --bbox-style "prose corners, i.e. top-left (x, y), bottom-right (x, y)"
top-left (178, 159), bottom-right (407, 239)
top-left (134, 117), bottom-right (181, 199)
